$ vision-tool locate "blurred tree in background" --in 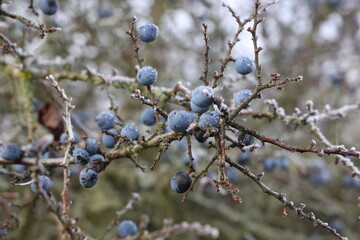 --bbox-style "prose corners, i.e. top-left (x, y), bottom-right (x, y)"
top-left (0, 0), bottom-right (359, 239)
